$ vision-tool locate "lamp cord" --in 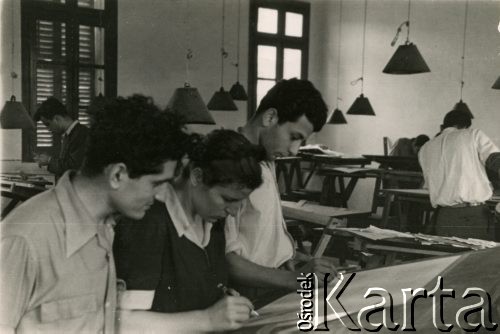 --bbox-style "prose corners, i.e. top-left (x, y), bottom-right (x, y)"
top-left (460, 0), bottom-right (469, 100)
top-left (11, 0), bottom-right (15, 94)
top-left (220, 0), bottom-right (228, 88)
top-left (98, 12), bottom-right (104, 94)
top-left (406, 0), bottom-right (411, 44)
top-left (336, 0), bottom-right (343, 109)
top-left (184, 0), bottom-right (192, 87)
top-left (360, 0), bottom-right (368, 94)
top-left (235, 0), bottom-right (241, 82)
